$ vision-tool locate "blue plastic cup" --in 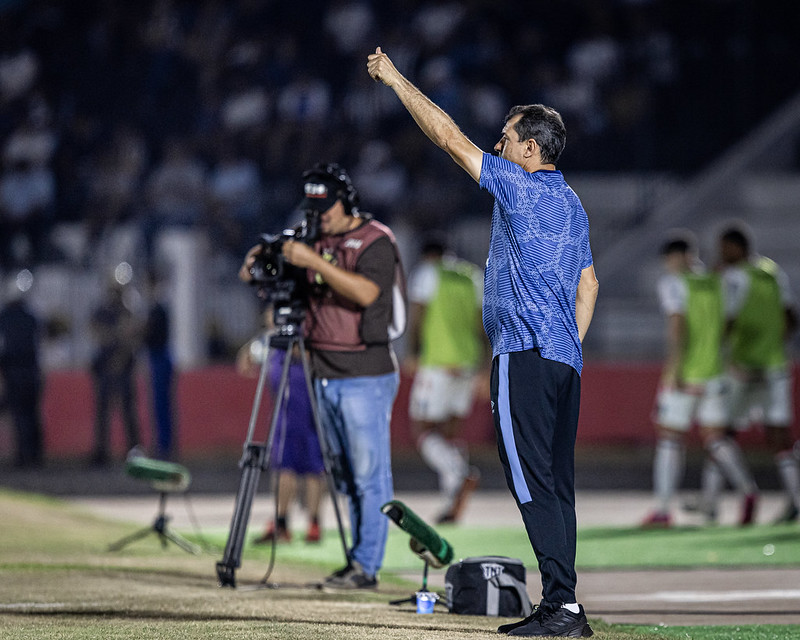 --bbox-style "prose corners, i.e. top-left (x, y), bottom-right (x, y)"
top-left (416, 591), bottom-right (438, 614)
